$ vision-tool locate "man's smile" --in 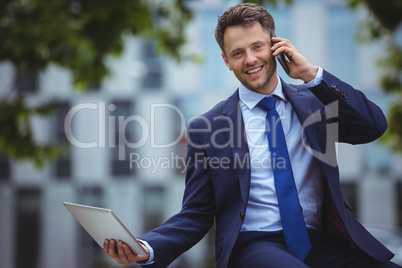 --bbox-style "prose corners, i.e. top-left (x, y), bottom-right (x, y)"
top-left (245, 65), bottom-right (264, 77)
